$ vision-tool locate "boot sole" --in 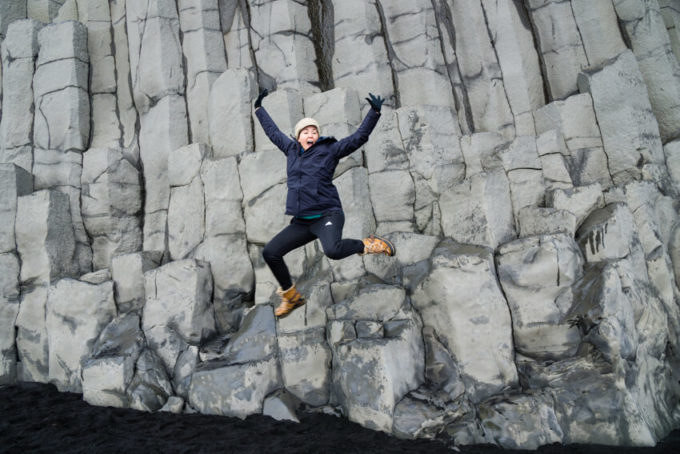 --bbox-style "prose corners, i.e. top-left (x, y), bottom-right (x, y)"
top-left (275, 300), bottom-right (306, 318)
top-left (372, 235), bottom-right (396, 256)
